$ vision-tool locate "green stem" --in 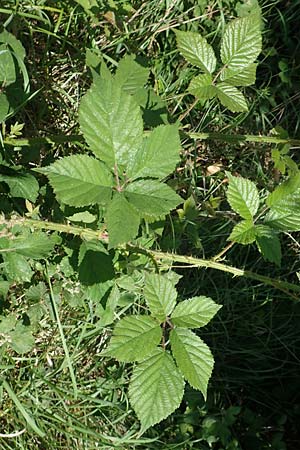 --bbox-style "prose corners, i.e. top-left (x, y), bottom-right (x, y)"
top-left (3, 134), bottom-right (85, 147)
top-left (2, 217), bottom-right (299, 299)
top-left (3, 132), bottom-right (300, 148)
top-left (187, 131), bottom-right (300, 147)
